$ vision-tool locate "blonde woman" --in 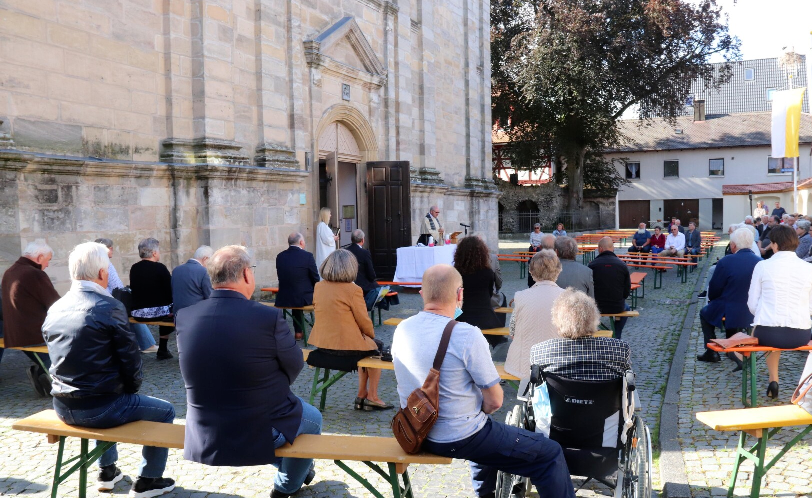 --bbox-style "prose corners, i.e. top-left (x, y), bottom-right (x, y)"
top-left (315, 207), bottom-right (339, 270)
top-left (307, 249), bottom-right (392, 410)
